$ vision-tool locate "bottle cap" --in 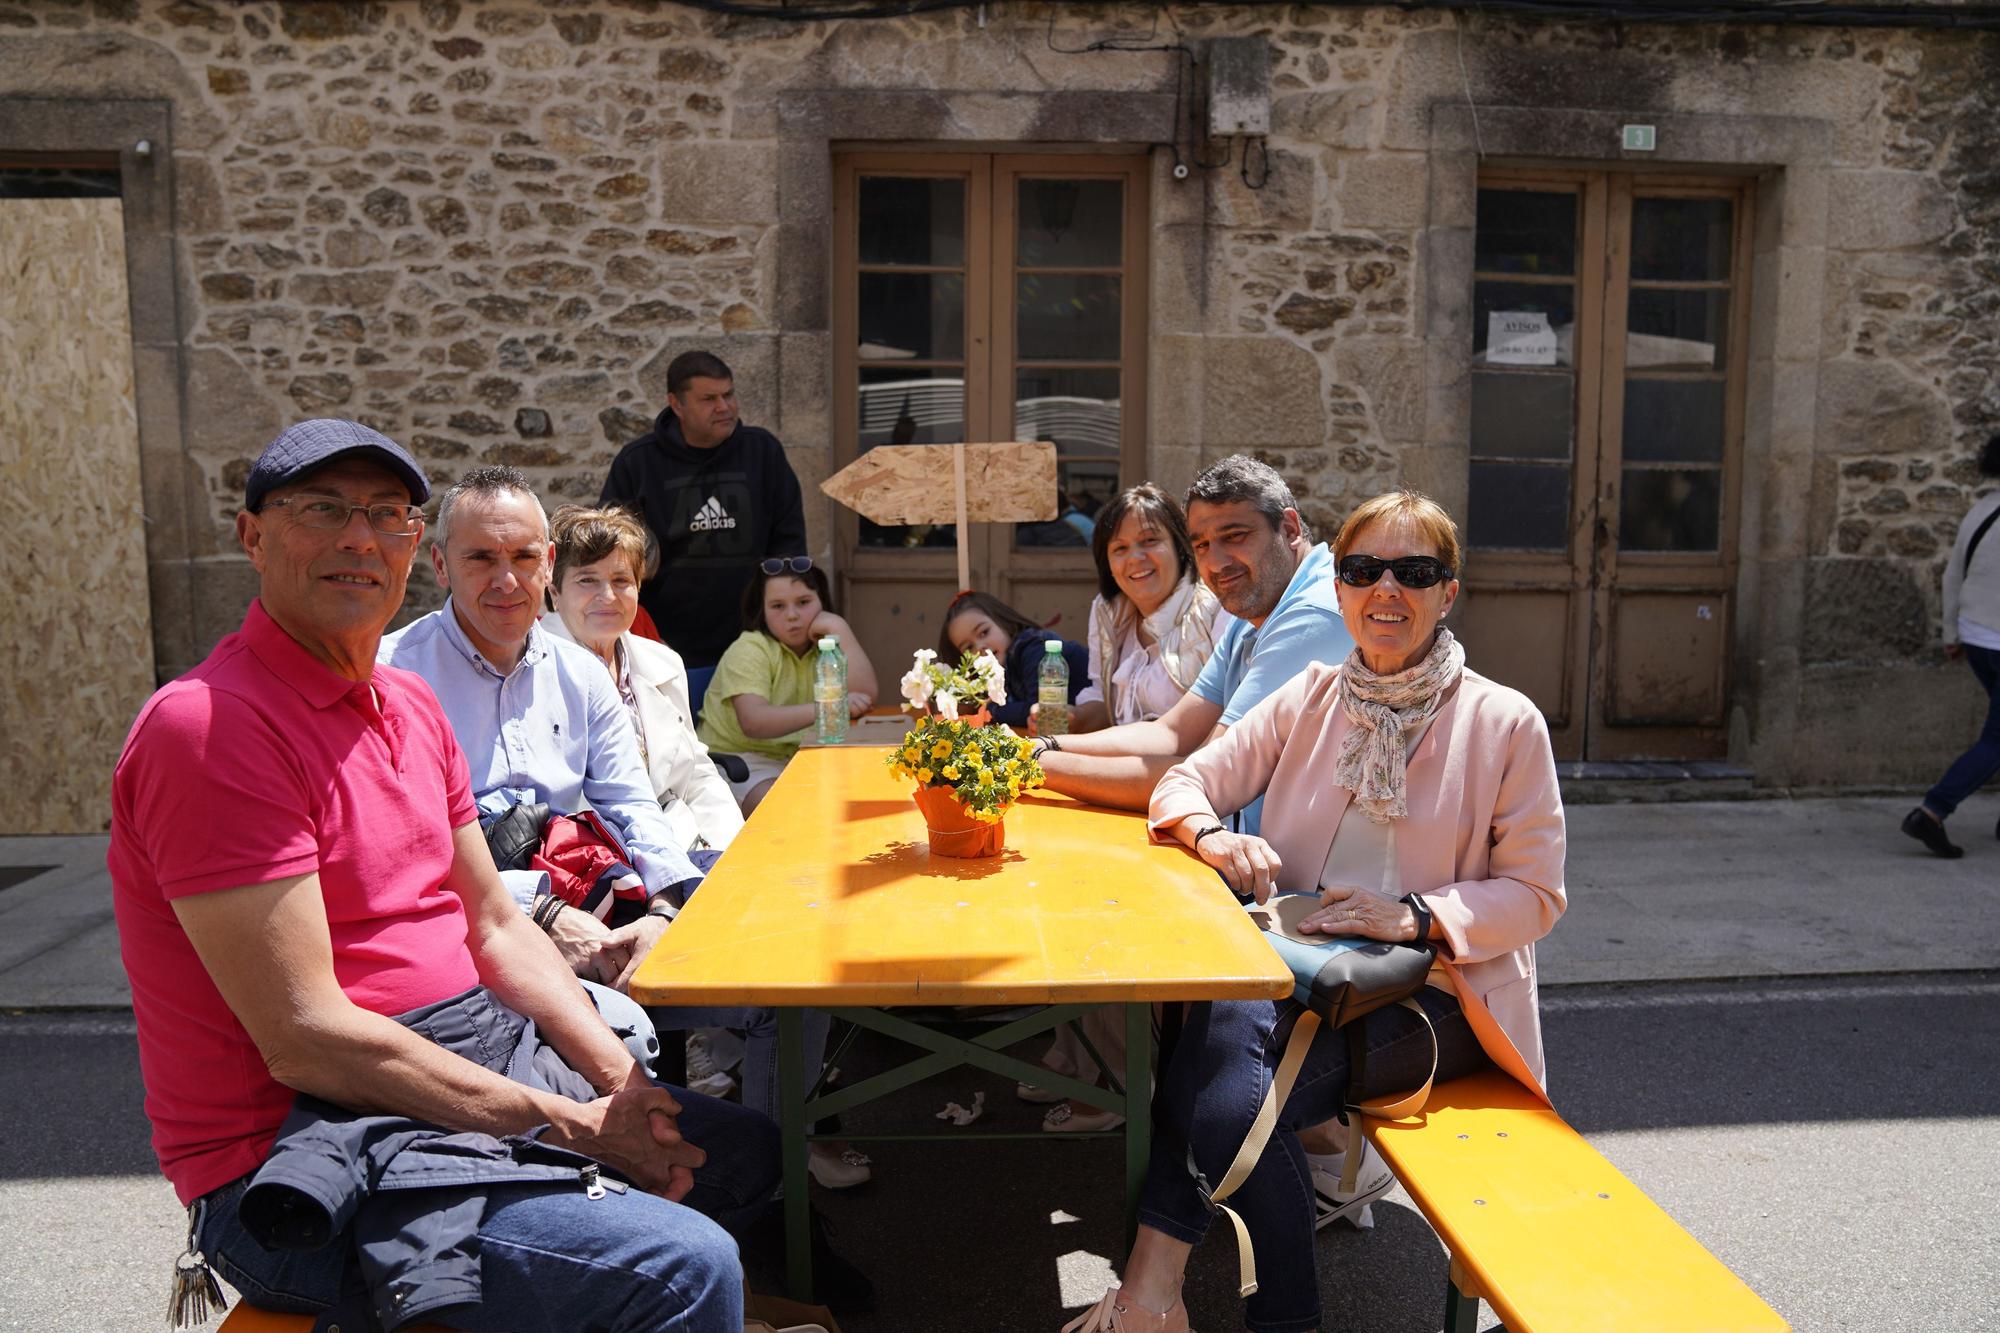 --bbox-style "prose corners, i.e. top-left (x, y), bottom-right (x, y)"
top-left (1044, 639), bottom-right (1062, 653)
top-left (818, 636), bottom-right (838, 650)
